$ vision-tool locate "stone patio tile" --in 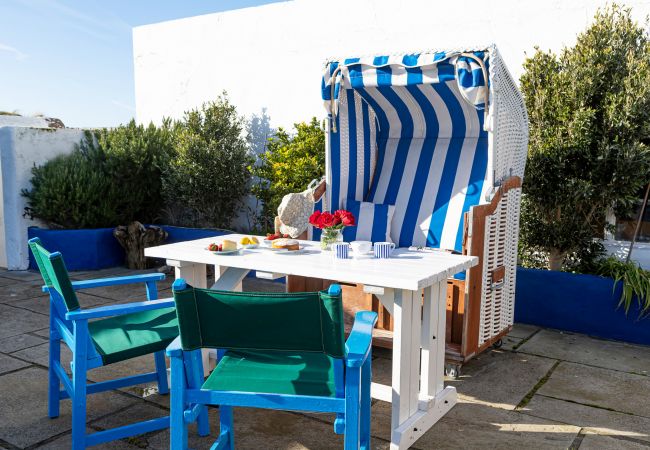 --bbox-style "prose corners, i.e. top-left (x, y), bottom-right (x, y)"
top-left (523, 395), bottom-right (650, 443)
top-left (446, 349), bottom-right (556, 410)
top-left (0, 354), bottom-right (30, 375)
top-left (69, 267), bottom-right (136, 280)
top-left (78, 281), bottom-right (172, 303)
top-left (11, 341), bottom-right (72, 369)
top-left (0, 280), bottom-right (46, 303)
top-left (242, 277), bottom-right (287, 293)
top-left (88, 401), bottom-right (169, 448)
top-left (0, 303), bottom-right (48, 339)
top-left (508, 323), bottom-right (541, 339)
top-left (35, 428), bottom-right (144, 450)
top-left (517, 329), bottom-right (650, 375)
top-left (87, 354), bottom-right (168, 402)
top-left (538, 362), bottom-right (650, 418)
top-left (10, 292), bottom-right (110, 316)
top-left (0, 332), bottom-right (47, 353)
top-left (0, 270), bottom-right (43, 282)
top-left (147, 407), bottom-right (390, 450)
top-left (371, 398), bottom-right (579, 449)
top-left (501, 334), bottom-right (523, 351)
top-left (0, 366), bottom-right (136, 448)
top-left (580, 434), bottom-right (650, 449)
